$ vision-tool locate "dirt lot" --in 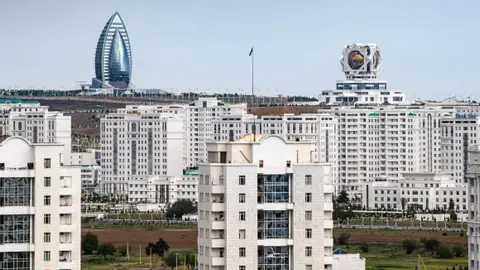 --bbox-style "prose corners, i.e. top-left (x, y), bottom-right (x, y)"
top-left (81, 228), bottom-right (467, 249)
top-left (82, 228), bottom-right (197, 249)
